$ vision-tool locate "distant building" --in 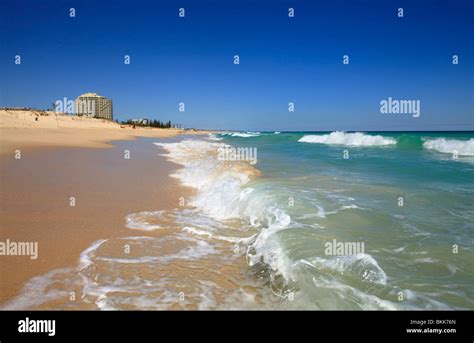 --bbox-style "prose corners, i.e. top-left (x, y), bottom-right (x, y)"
top-left (75, 93), bottom-right (113, 120)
